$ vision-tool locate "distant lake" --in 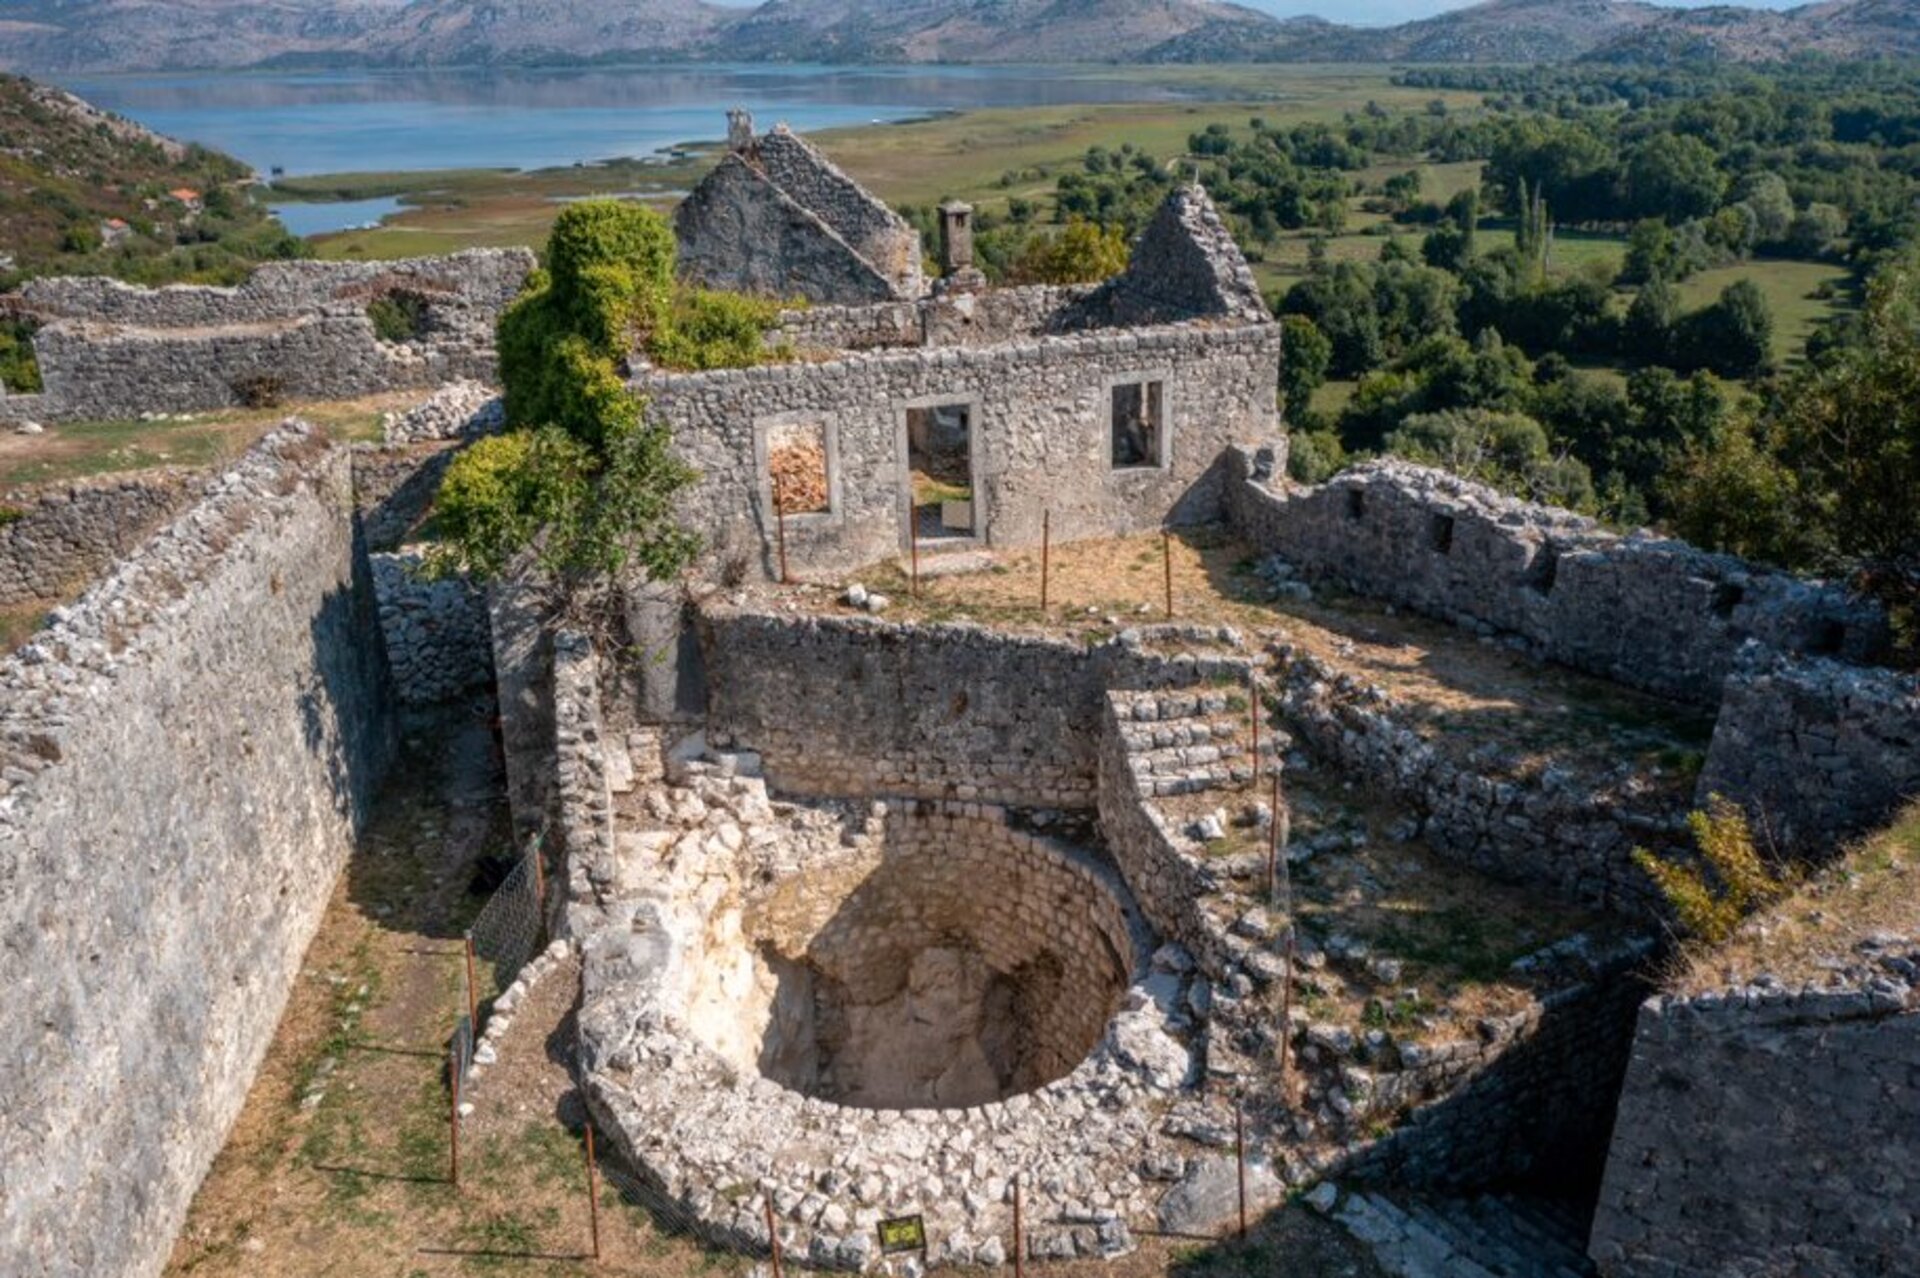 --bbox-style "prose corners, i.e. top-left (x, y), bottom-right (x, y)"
top-left (267, 194), bottom-right (406, 236)
top-left (57, 64), bottom-right (1225, 178)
